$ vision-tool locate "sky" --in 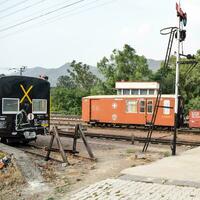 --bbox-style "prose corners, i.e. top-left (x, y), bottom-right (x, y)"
top-left (0, 0), bottom-right (199, 74)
